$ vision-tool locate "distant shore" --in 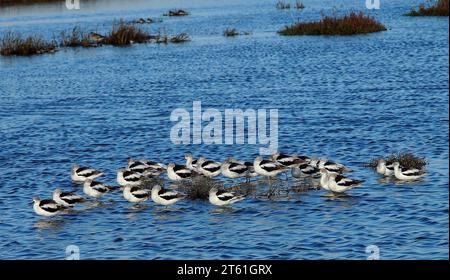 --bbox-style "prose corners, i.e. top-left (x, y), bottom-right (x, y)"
top-left (0, 0), bottom-right (63, 6)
